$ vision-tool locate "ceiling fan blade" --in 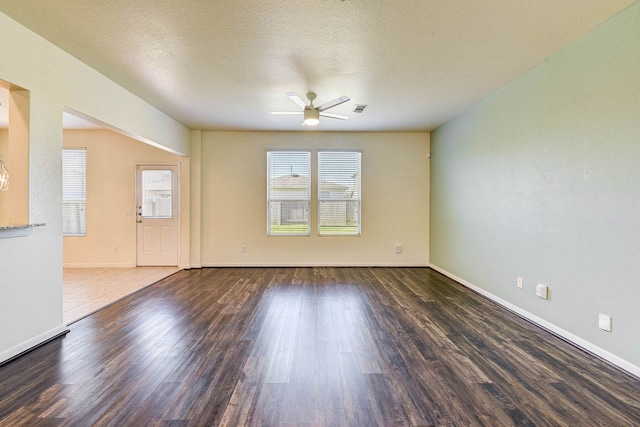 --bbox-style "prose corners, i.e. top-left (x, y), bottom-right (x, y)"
top-left (286, 92), bottom-right (307, 109)
top-left (271, 111), bottom-right (303, 115)
top-left (317, 96), bottom-right (350, 112)
top-left (319, 112), bottom-right (349, 120)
